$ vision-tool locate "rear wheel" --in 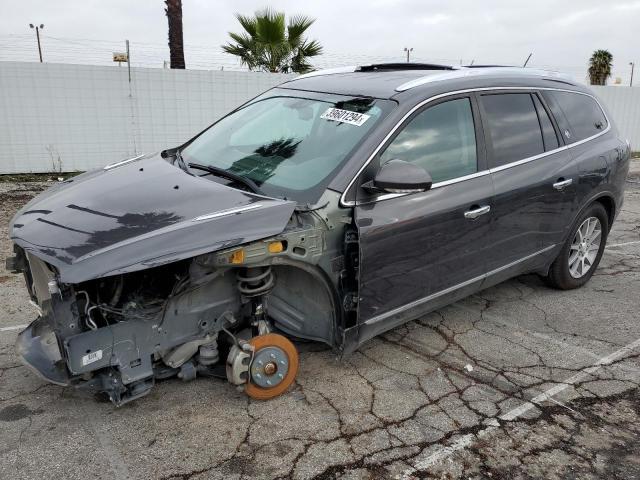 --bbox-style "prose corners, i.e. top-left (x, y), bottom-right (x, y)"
top-left (244, 333), bottom-right (299, 400)
top-left (545, 202), bottom-right (608, 290)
